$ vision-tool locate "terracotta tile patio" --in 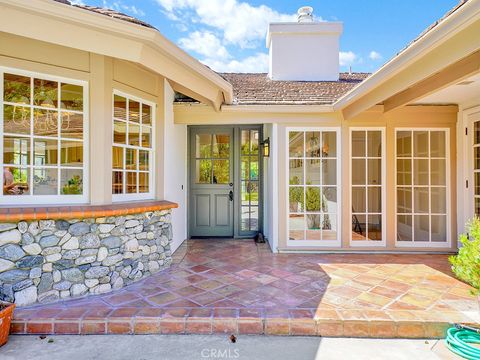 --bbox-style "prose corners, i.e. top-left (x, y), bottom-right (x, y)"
top-left (11, 239), bottom-right (479, 338)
